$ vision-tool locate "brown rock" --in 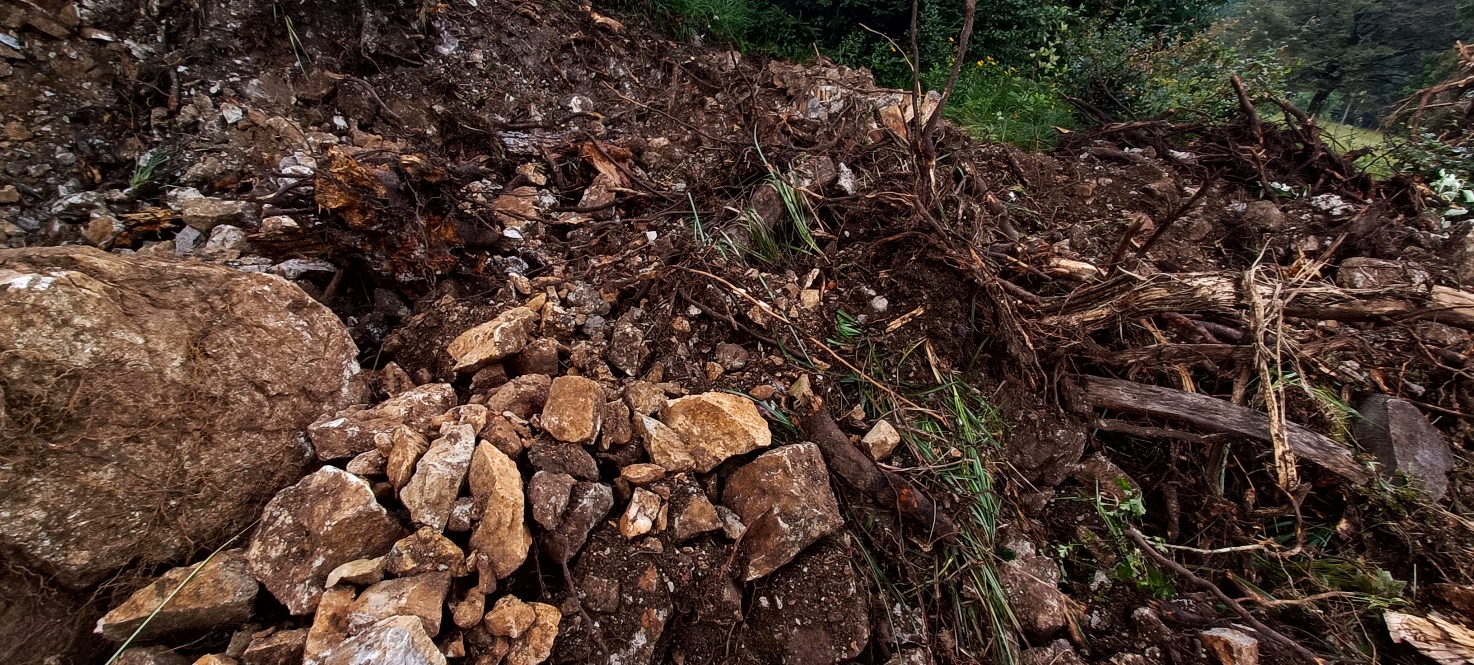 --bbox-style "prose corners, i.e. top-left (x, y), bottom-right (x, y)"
top-left (749, 385), bottom-right (777, 401)
top-left (247, 468), bottom-right (404, 614)
top-left (303, 586), bottom-right (355, 665)
top-left (449, 307), bottom-right (539, 373)
top-left (671, 488), bottom-right (723, 543)
top-left (528, 471), bottom-right (577, 530)
top-left (860, 419), bottom-right (901, 462)
top-left (606, 316), bottom-right (648, 376)
top-left (619, 464), bottom-right (665, 485)
top-left (484, 595), bottom-right (538, 638)
top-left (347, 572), bottom-right (452, 637)
top-left (527, 437), bottom-right (599, 480)
top-left (508, 338), bottom-right (560, 377)
top-left (722, 443), bottom-right (843, 580)
top-left (97, 549), bottom-right (258, 641)
top-left (486, 374), bottom-right (551, 420)
top-left (324, 557), bottom-right (385, 588)
top-left (181, 198), bottom-right (259, 232)
top-left (0, 248), bottom-right (362, 590)
top-left (1020, 647), bottom-right (1085, 665)
top-left (241, 628), bottom-right (308, 665)
top-left (505, 602), bottom-right (560, 665)
top-left (309, 384), bottom-right (457, 461)
top-left (346, 449), bottom-right (386, 477)
top-left (602, 400), bottom-right (632, 447)
top-left (636, 415), bottom-right (696, 473)
top-left (544, 482), bottom-right (613, 563)
top-left (447, 498), bottom-right (476, 533)
top-left (377, 362), bottom-right (417, 397)
top-left (323, 615), bottom-right (446, 665)
top-left (661, 392), bottom-right (772, 472)
top-left (736, 538), bottom-right (869, 665)
top-left (623, 381), bottom-right (670, 416)
top-left (1201, 627), bottom-right (1258, 665)
top-left (116, 647), bottom-right (189, 665)
top-left (193, 655), bottom-right (239, 665)
top-left (541, 376), bottom-right (603, 443)
top-left (468, 442), bottom-right (531, 580)
top-left (386, 527), bottom-right (468, 577)
top-left (82, 216), bottom-right (123, 248)
top-left (481, 416), bottom-right (528, 458)
top-left (386, 425), bottom-right (431, 490)
top-left (401, 424), bottom-right (477, 532)
top-left (453, 589), bottom-right (487, 629)
top-left (714, 343), bottom-right (749, 370)
top-left (619, 488), bottom-right (662, 539)
top-left (472, 363), bottom-right (510, 392)
top-left (434, 404), bottom-right (490, 433)
top-left (1068, 455), bottom-right (1141, 502)
top-left (998, 541), bottom-right (1068, 638)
